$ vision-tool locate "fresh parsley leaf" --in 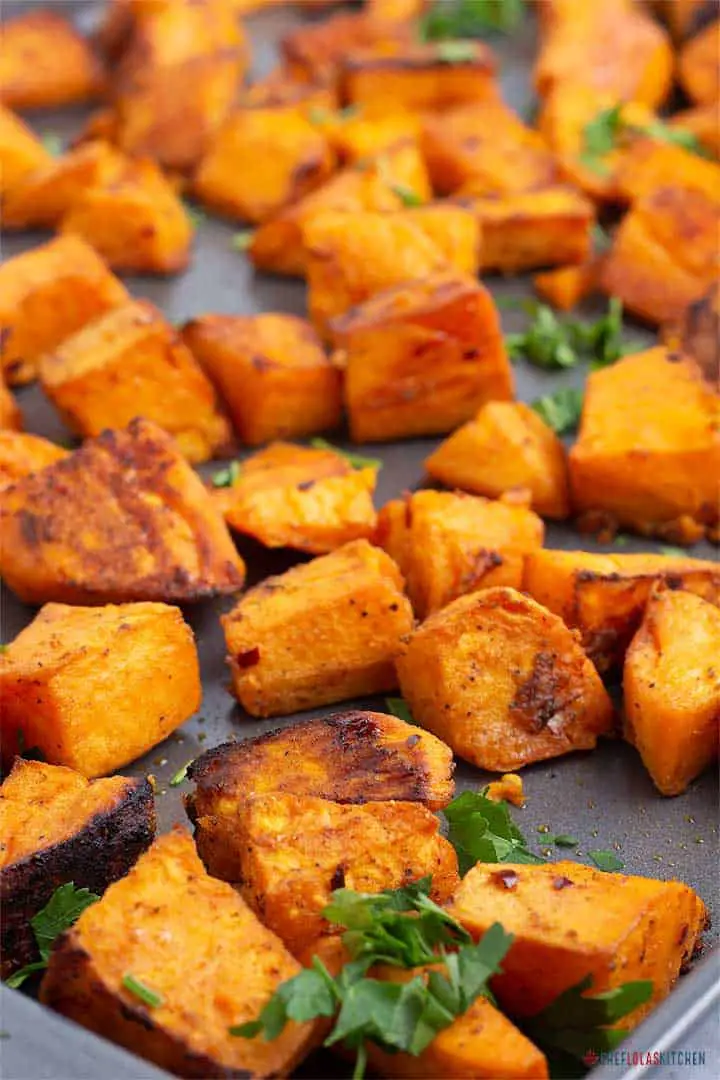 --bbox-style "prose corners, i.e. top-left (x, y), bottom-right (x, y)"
top-left (41, 133), bottom-right (63, 156)
top-left (230, 956), bottom-right (339, 1039)
top-left (231, 230), bottom-right (255, 252)
top-left (169, 761), bottom-right (191, 787)
top-left (184, 203), bottom-right (206, 228)
top-left (581, 106), bottom-right (709, 174)
top-left (588, 850), bottom-right (624, 872)
top-left (211, 461), bottom-right (241, 488)
top-left (309, 438), bottom-right (382, 471)
top-left (628, 119), bottom-right (706, 157)
top-left (420, 0), bottom-right (524, 41)
top-left (659, 545), bottom-right (687, 558)
top-left (0, 643), bottom-right (8, 654)
top-left (385, 697), bottom-right (414, 724)
top-left (435, 40), bottom-right (478, 63)
top-left (122, 974), bottom-right (164, 1008)
top-left (443, 790), bottom-right (544, 875)
top-left (5, 883), bottom-right (99, 988)
top-left (508, 298), bottom-right (628, 371)
top-left (531, 388), bottom-right (584, 435)
top-left (391, 183), bottom-right (423, 206)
